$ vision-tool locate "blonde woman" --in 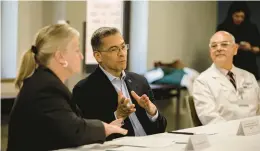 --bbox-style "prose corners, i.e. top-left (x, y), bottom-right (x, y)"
top-left (7, 24), bottom-right (127, 151)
